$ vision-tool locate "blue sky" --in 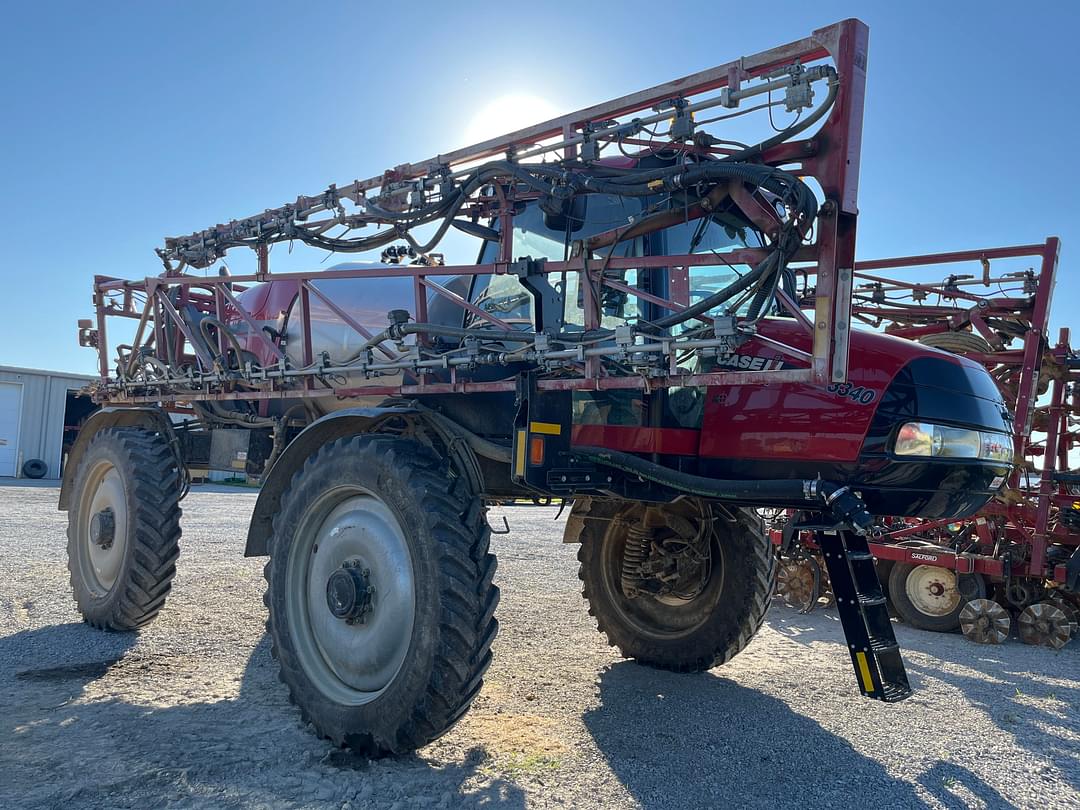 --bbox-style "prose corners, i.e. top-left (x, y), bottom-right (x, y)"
top-left (1, 1), bottom-right (1076, 374)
